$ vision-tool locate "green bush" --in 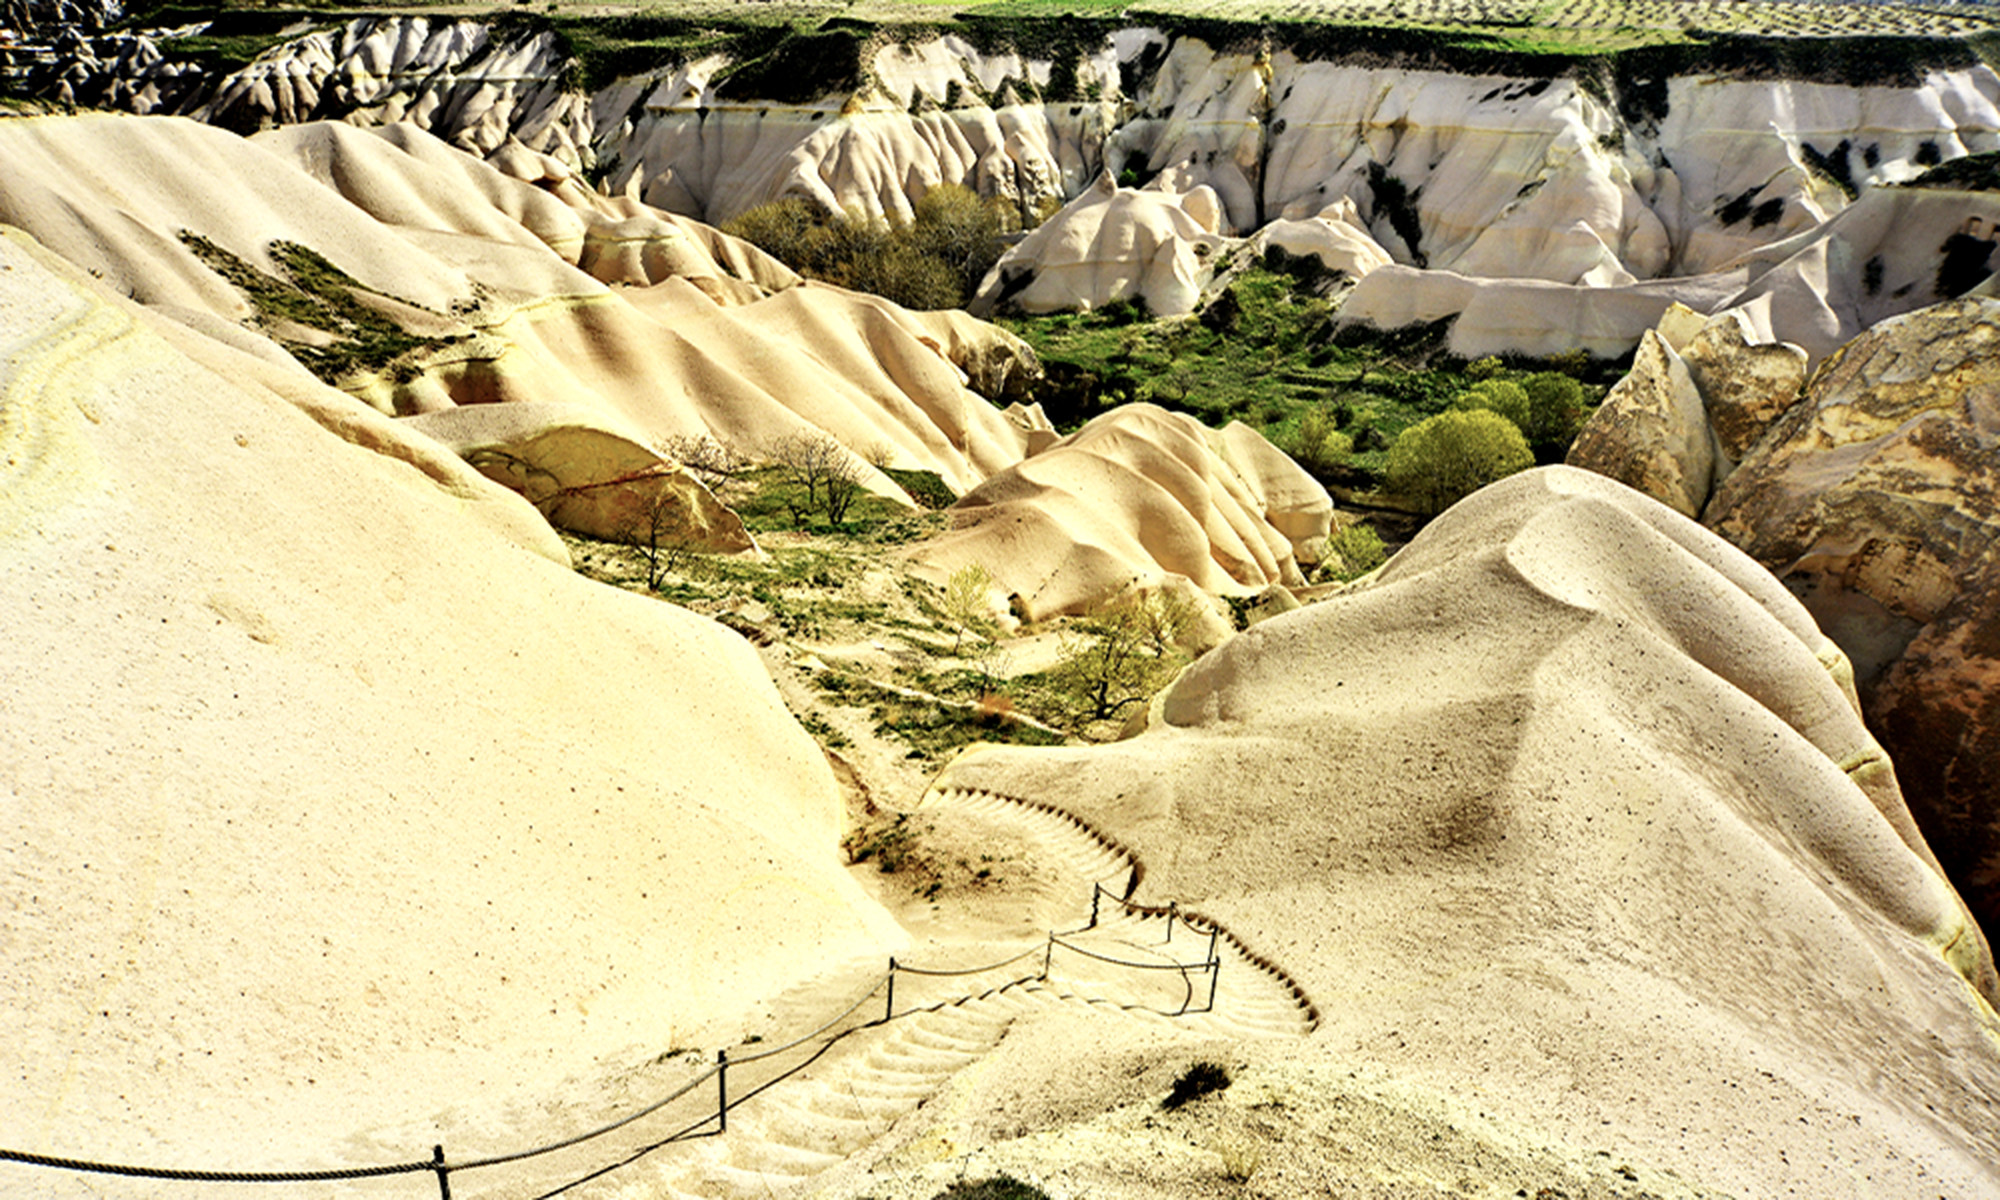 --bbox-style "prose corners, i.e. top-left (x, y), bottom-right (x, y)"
top-left (1385, 409), bottom-right (1533, 515)
top-left (1318, 522), bottom-right (1387, 582)
top-left (722, 183), bottom-right (1010, 310)
top-left (1521, 371), bottom-right (1587, 451)
top-left (1451, 378), bottom-right (1531, 431)
top-left (1288, 407), bottom-right (1353, 474)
